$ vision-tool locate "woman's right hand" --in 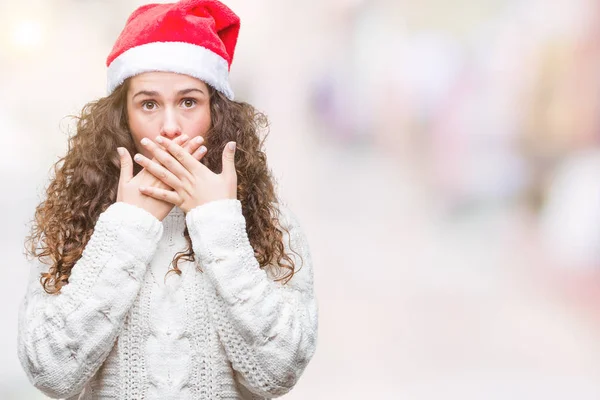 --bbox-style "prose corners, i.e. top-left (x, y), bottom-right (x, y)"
top-left (116, 135), bottom-right (206, 221)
